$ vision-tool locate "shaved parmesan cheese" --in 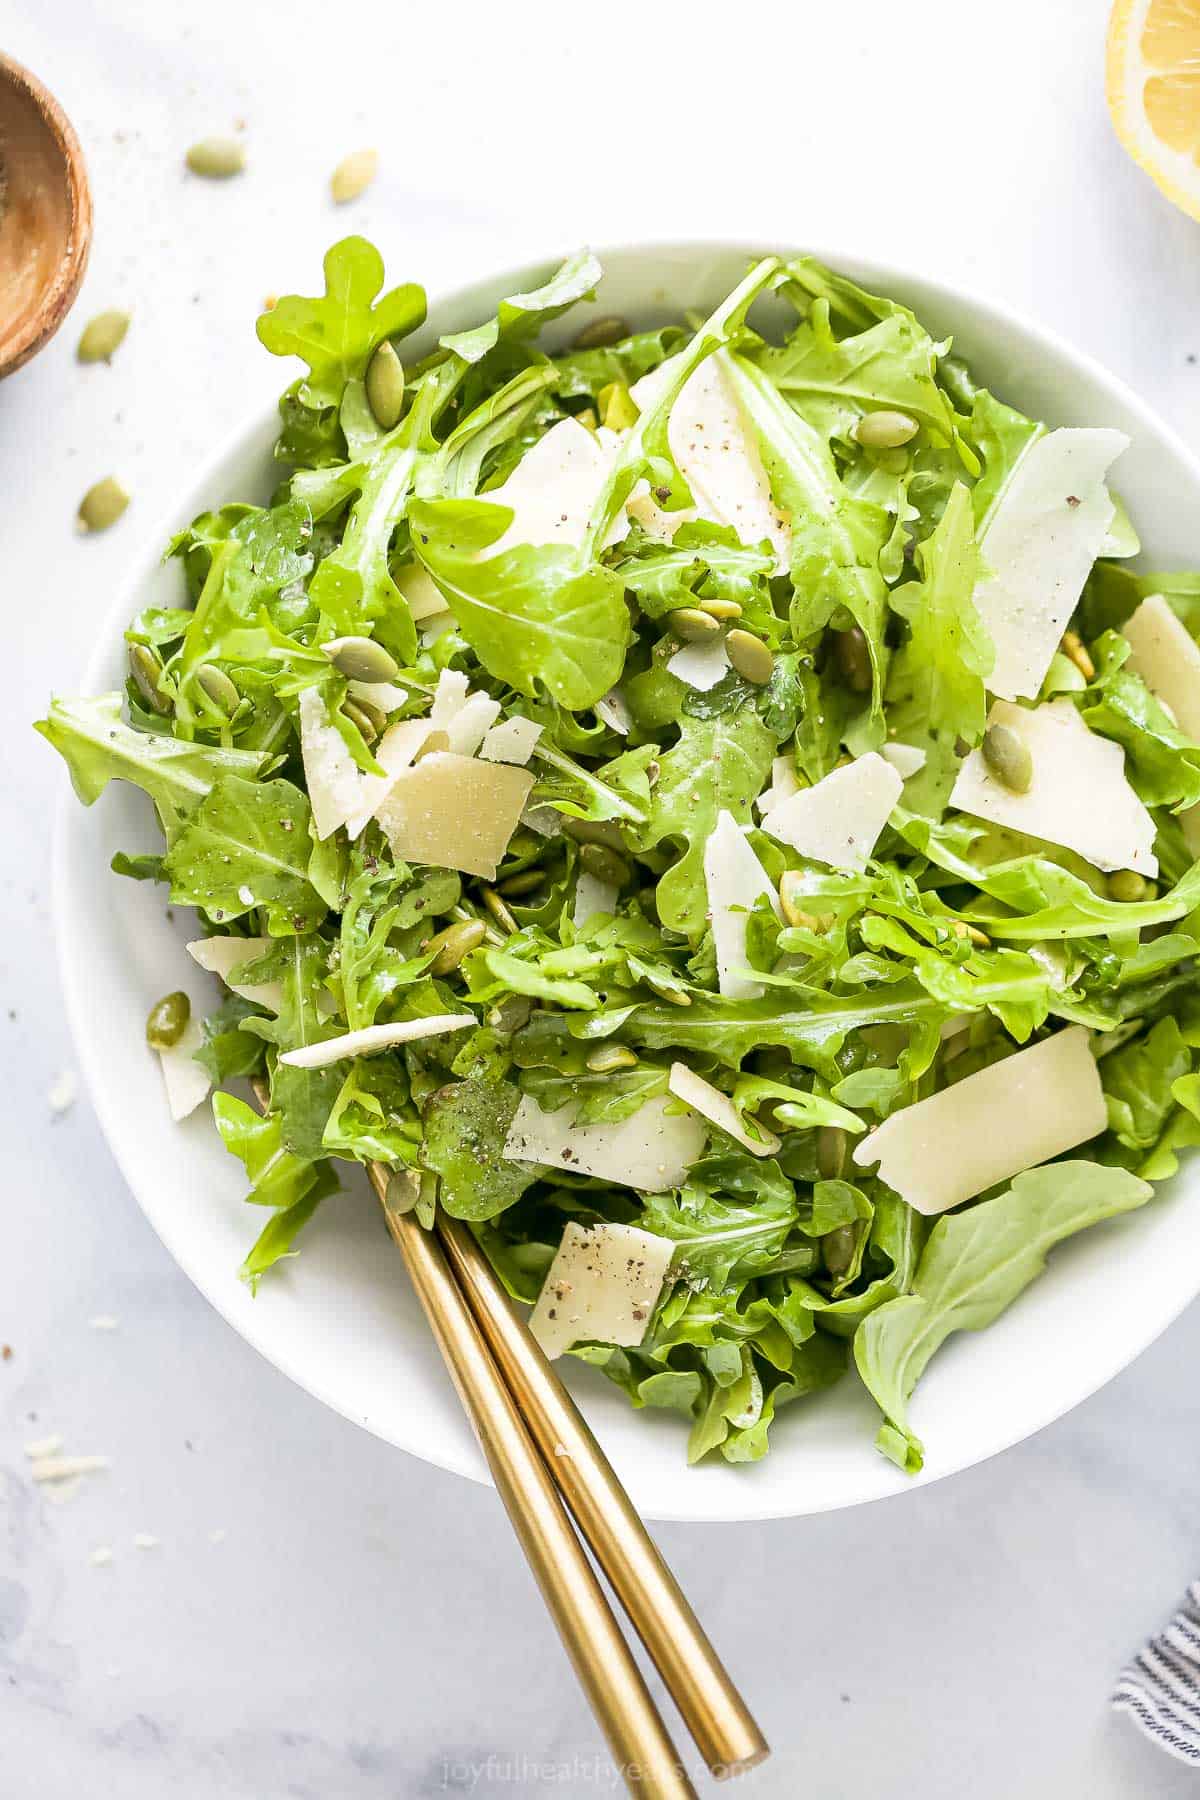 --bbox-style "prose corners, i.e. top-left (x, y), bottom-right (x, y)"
top-left (443, 690), bottom-right (503, 756)
top-left (853, 1026), bottom-right (1106, 1214)
top-left (187, 936), bottom-right (281, 1011)
top-left (595, 689), bottom-right (631, 735)
top-left (573, 869), bottom-right (618, 927)
top-left (880, 741), bottom-right (927, 780)
top-left (31, 1453), bottom-right (110, 1483)
top-left (157, 1018), bottom-right (210, 1121)
top-left (975, 427), bottom-right (1128, 700)
top-left (429, 669), bottom-right (471, 732)
top-left (347, 718), bottom-right (431, 838)
top-left (763, 752), bottom-right (902, 871)
top-left (481, 418), bottom-right (628, 556)
top-left (347, 678), bottom-right (408, 713)
top-left (480, 715), bottom-right (542, 766)
top-left (503, 1093), bottom-right (705, 1191)
top-left (25, 1433), bottom-right (64, 1459)
top-left (278, 1015), bottom-right (474, 1069)
top-left (630, 353), bottom-right (791, 569)
top-left (1122, 594), bottom-right (1200, 739)
top-left (757, 753), bottom-right (801, 816)
top-left (667, 635), bottom-right (730, 691)
top-left (703, 809), bottom-right (781, 999)
top-left (668, 1062), bottom-right (780, 1157)
top-left (420, 611), bottom-right (456, 644)
top-left (376, 752), bottom-right (533, 879)
top-left (521, 803), bottom-right (565, 838)
top-left (396, 561), bottom-right (449, 621)
top-left (298, 687), bottom-right (360, 840)
top-left (951, 699), bottom-right (1157, 876)
top-left (528, 1221), bottom-right (676, 1359)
